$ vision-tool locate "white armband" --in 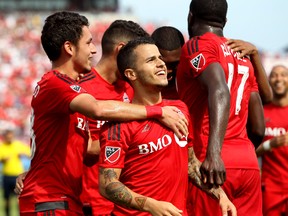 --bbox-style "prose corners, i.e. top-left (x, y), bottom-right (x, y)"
top-left (263, 140), bottom-right (271, 151)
